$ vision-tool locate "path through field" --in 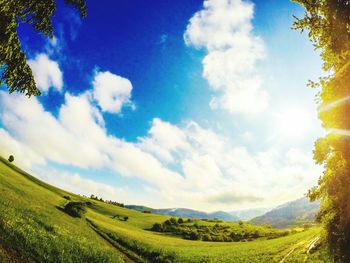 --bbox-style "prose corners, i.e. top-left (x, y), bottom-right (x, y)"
top-left (303, 237), bottom-right (320, 262)
top-left (279, 236), bottom-right (319, 263)
top-left (87, 219), bottom-right (136, 263)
